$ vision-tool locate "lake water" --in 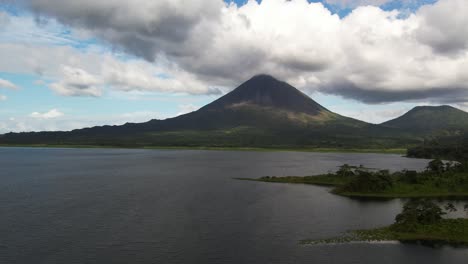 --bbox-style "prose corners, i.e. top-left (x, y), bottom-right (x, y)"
top-left (1, 147), bottom-right (467, 264)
